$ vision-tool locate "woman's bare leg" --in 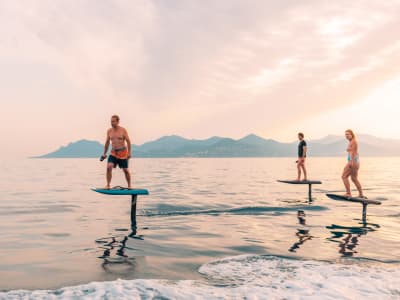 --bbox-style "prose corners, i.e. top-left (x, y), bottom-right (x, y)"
top-left (342, 165), bottom-right (352, 197)
top-left (350, 165), bottom-right (364, 197)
